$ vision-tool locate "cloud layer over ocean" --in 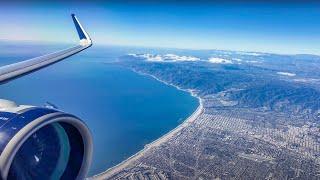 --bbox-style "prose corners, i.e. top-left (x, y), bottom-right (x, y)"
top-left (127, 52), bottom-right (263, 64)
top-left (128, 53), bottom-right (200, 62)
